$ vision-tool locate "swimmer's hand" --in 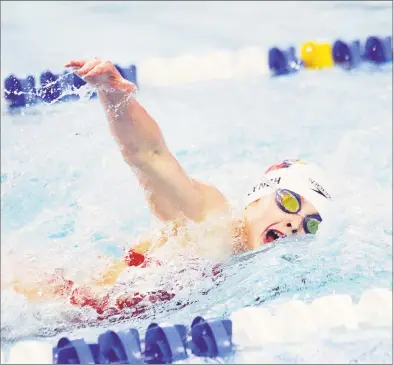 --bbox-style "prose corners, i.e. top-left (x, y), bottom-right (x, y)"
top-left (65, 58), bottom-right (137, 95)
